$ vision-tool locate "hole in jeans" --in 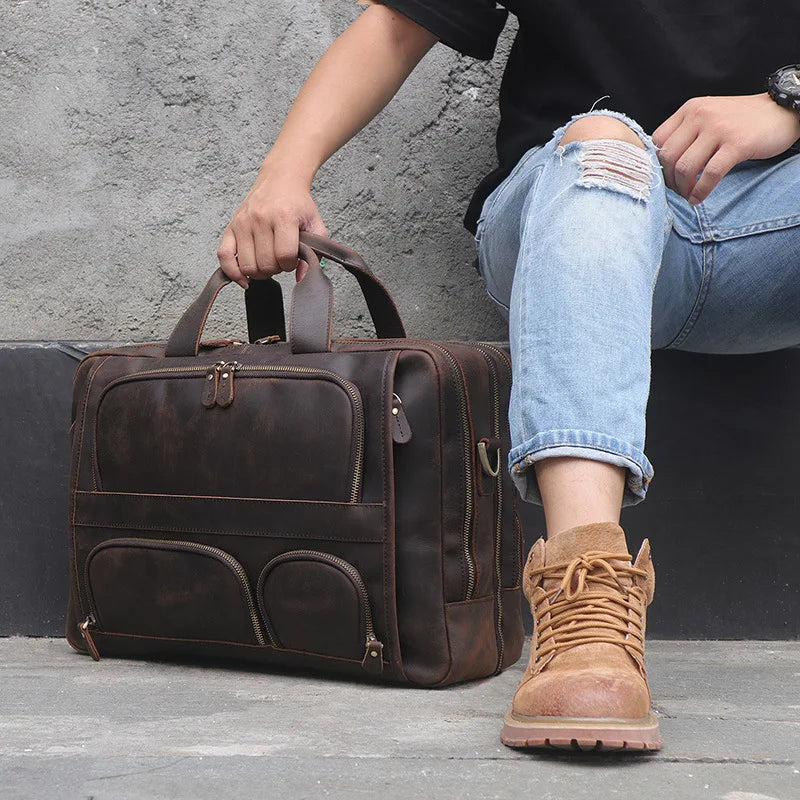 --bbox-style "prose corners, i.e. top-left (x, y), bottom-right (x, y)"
top-left (575, 140), bottom-right (653, 201)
